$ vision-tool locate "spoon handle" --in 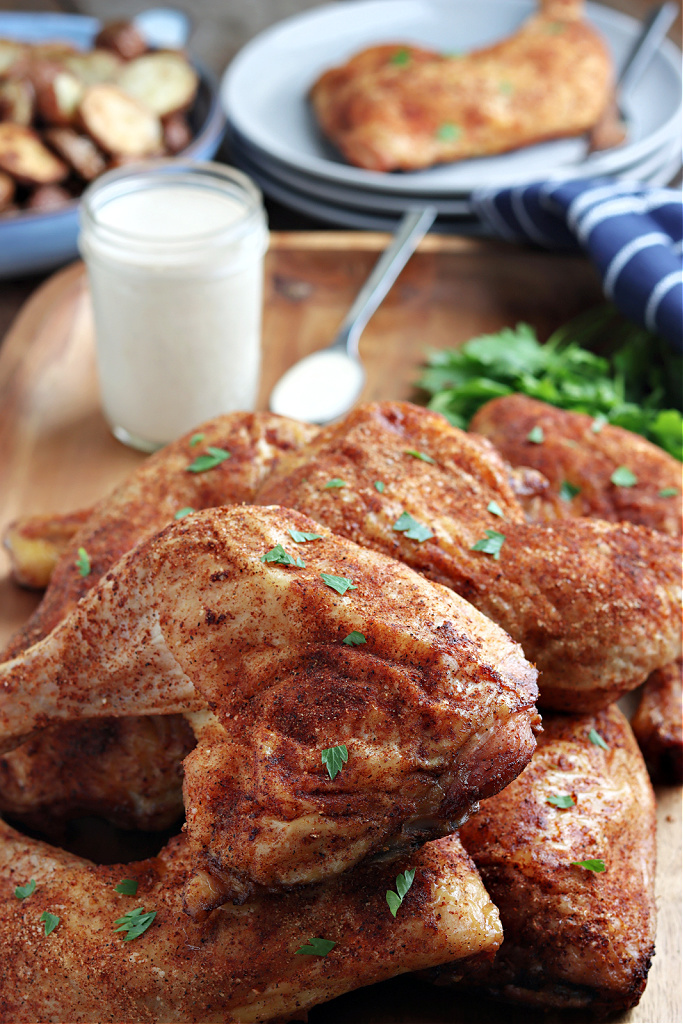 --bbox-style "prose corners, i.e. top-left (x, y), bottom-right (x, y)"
top-left (332, 205), bottom-right (437, 356)
top-left (617, 2), bottom-right (678, 96)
